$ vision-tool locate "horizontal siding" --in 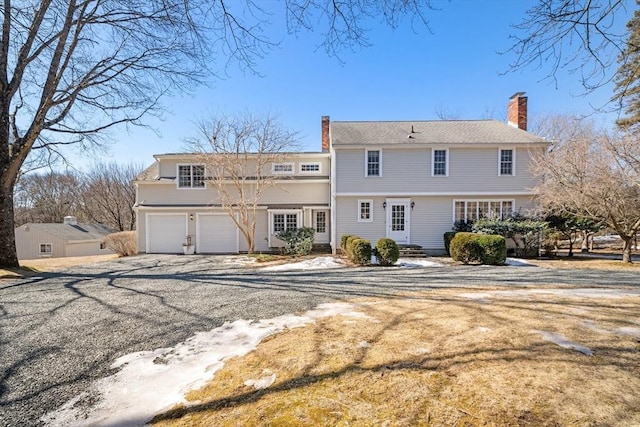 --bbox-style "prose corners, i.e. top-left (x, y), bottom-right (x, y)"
top-left (138, 181), bottom-right (329, 206)
top-left (335, 146), bottom-right (543, 194)
top-left (336, 195), bottom-right (541, 252)
top-left (157, 155), bottom-right (330, 179)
